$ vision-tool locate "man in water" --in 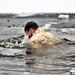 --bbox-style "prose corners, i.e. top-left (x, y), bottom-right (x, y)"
top-left (23, 21), bottom-right (62, 49)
